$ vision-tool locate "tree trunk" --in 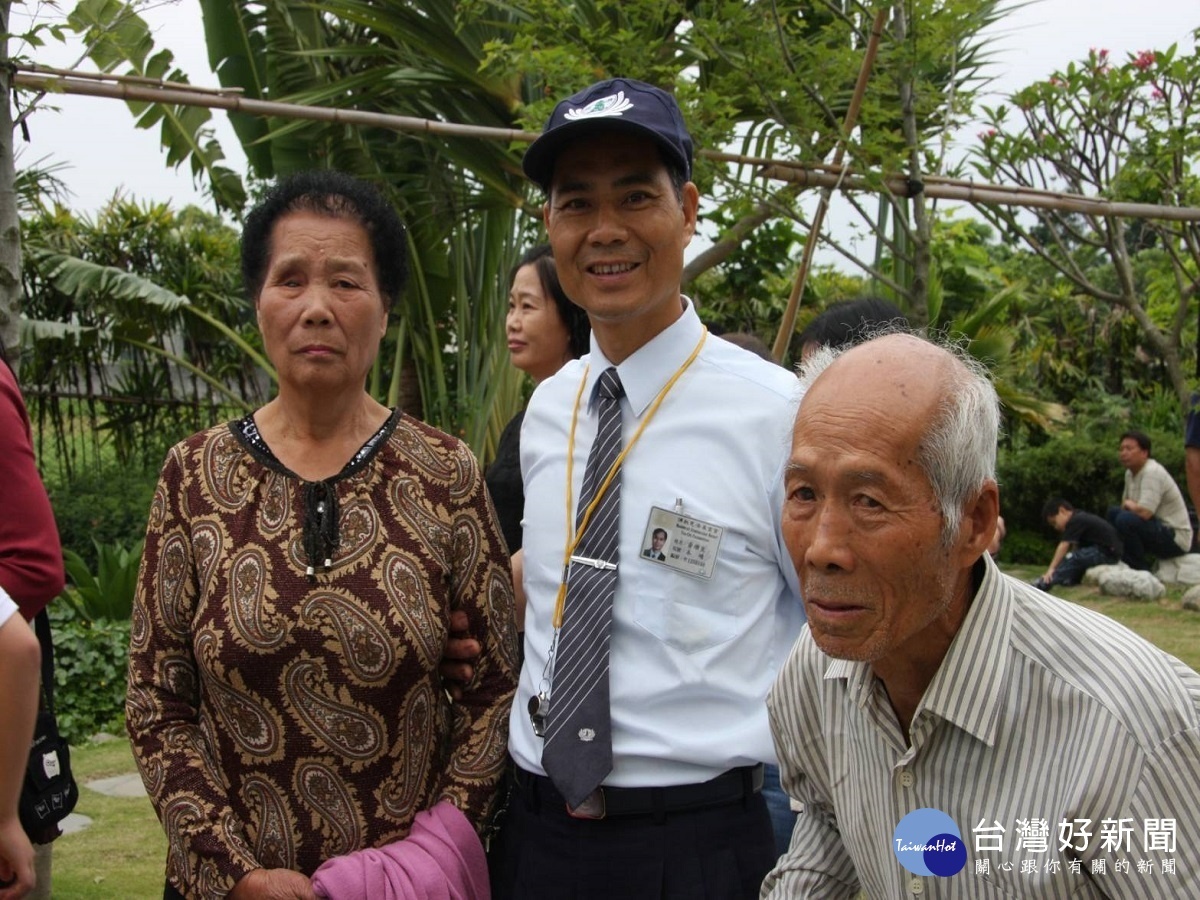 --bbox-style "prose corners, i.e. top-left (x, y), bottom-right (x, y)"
top-left (0, 1), bottom-right (21, 365)
top-left (893, 3), bottom-right (930, 323)
top-left (681, 202), bottom-right (775, 287)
